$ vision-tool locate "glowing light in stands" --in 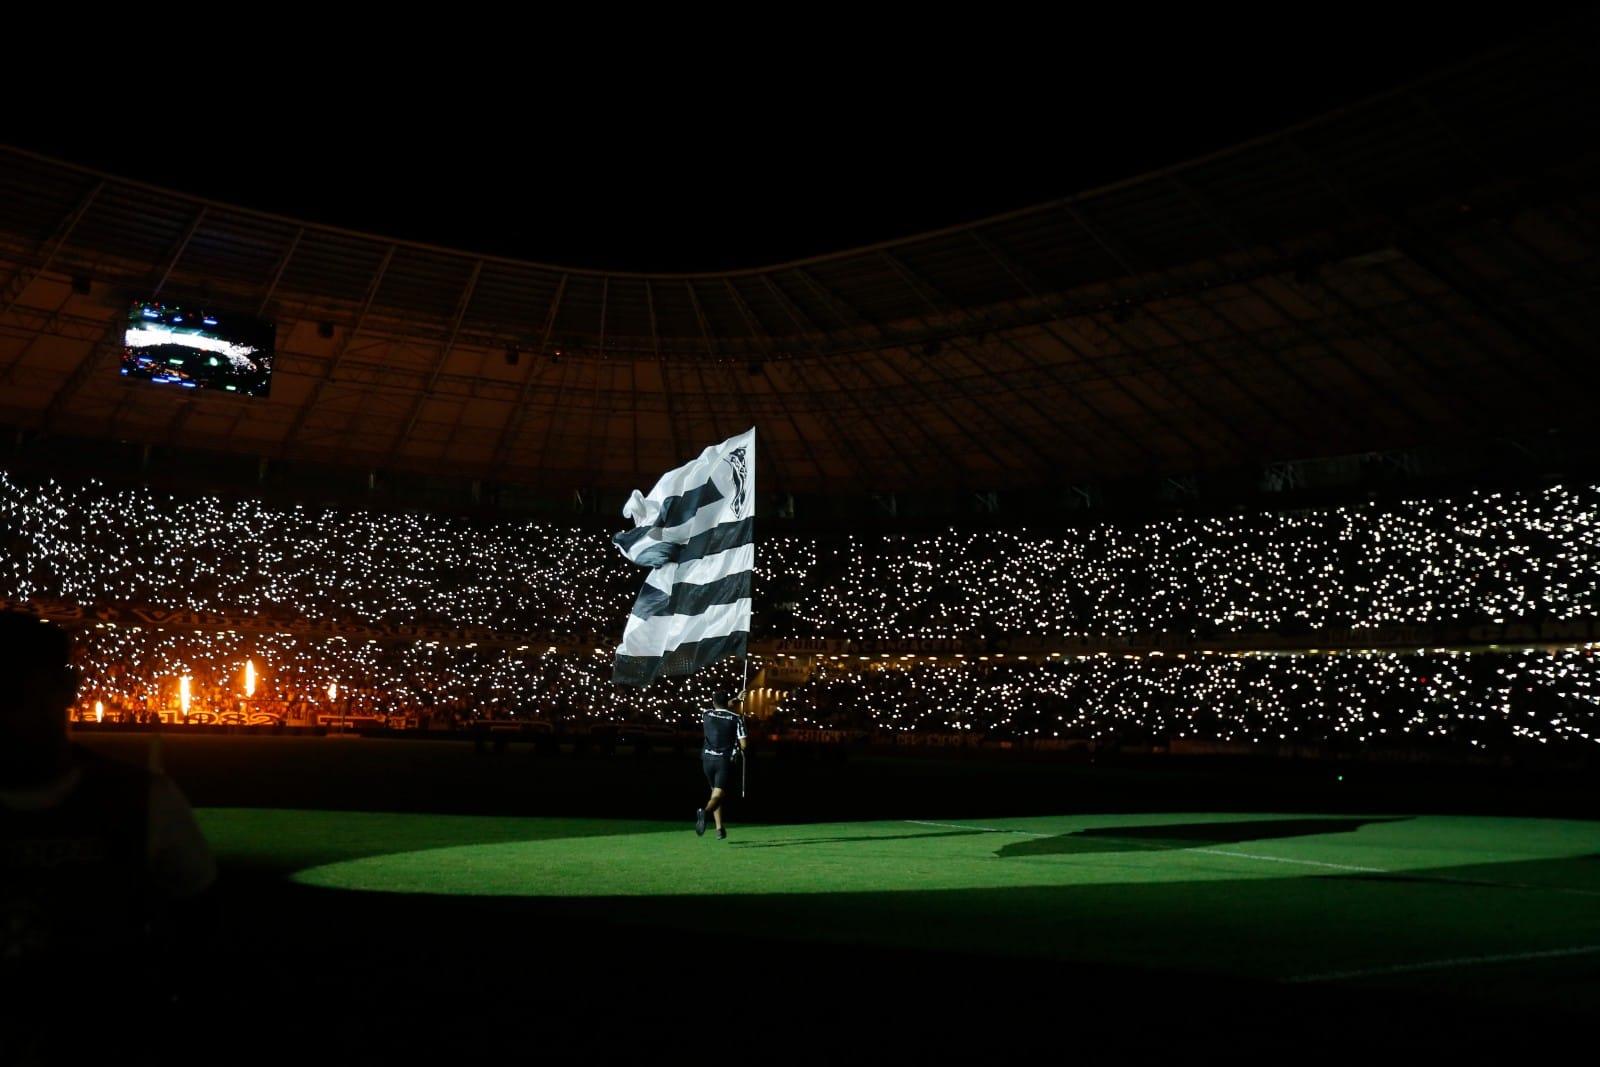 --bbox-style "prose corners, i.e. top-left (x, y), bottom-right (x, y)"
top-left (2, 470), bottom-right (1598, 746)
